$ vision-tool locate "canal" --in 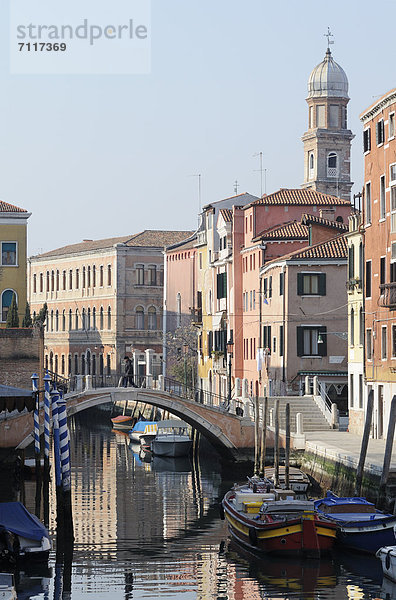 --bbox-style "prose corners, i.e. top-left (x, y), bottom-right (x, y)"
top-left (11, 408), bottom-right (394, 599)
